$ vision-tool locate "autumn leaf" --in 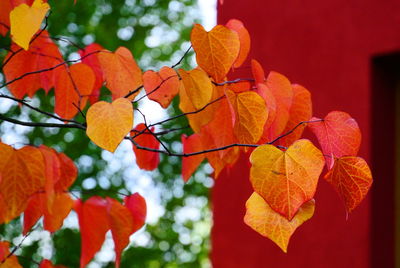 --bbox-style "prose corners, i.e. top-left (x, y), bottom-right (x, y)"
top-left (98, 47), bottom-right (142, 99)
top-left (324, 156), bottom-right (372, 213)
top-left (106, 198), bottom-right (134, 268)
top-left (257, 83), bottom-right (277, 143)
top-left (0, 0), bottom-right (12, 36)
top-left (39, 259), bottom-right (67, 268)
top-left (76, 195), bottom-right (146, 268)
top-left (0, 241), bottom-right (22, 268)
top-left (264, 71), bottom-right (293, 141)
top-left (143, 66), bottom-right (179, 108)
top-left (226, 19), bottom-right (251, 68)
top-left (55, 63), bottom-right (95, 120)
top-left (191, 24), bottom-right (240, 82)
top-left (79, 43), bottom-right (105, 104)
top-left (54, 152), bottom-right (78, 192)
top-left (200, 97), bottom-right (235, 157)
top-left (131, 123), bottom-right (160, 171)
top-left (38, 145), bottom-right (60, 210)
top-left (10, 0), bottom-right (50, 50)
top-left (124, 193), bottom-right (147, 233)
top-left (3, 31), bottom-right (63, 99)
top-left (0, 143), bottom-right (45, 223)
top-left (244, 192), bottom-right (315, 252)
top-left (178, 81), bottom-right (217, 133)
top-left (226, 89), bottom-right (268, 144)
top-left (182, 134), bottom-right (205, 182)
top-left (178, 68), bottom-right (213, 109)
top-left (23, 192), bottom-right (73, 234)
top-left (278, 84), bottom-right (312, 147)
top-left (308, 111), bottom-right (361, 169)
top-left (75, 197), bottom-right (109, 268)
top-left (86, 98), bottom-right (133, 153)
top-left (249, 139), bottom-right (324, 220)
top-left (251, 59), bottom-right (265, 84)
